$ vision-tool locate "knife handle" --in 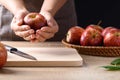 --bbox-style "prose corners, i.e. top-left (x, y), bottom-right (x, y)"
top-left (4, 44), bottom-right (17, 53)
